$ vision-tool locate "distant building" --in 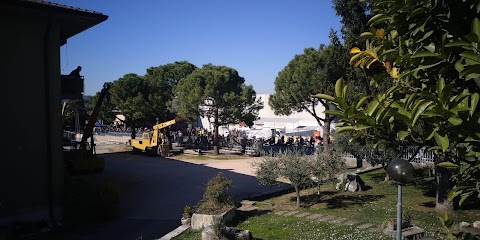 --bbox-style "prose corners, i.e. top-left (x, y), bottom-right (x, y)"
top-left (1, 0), bottom-right (107, 227)
top-left (198, 93), bottom-right (328, 137)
